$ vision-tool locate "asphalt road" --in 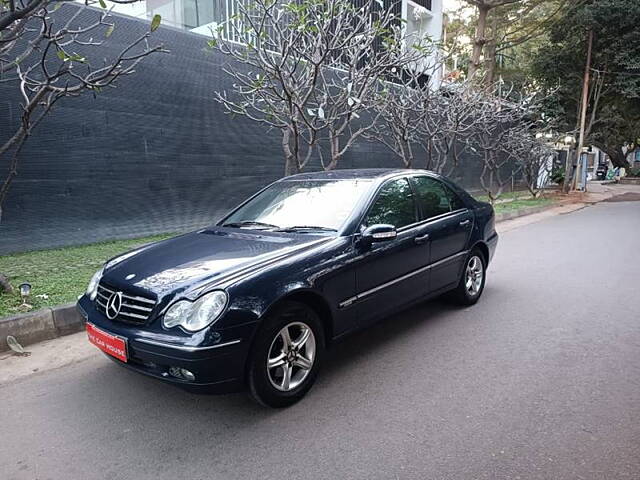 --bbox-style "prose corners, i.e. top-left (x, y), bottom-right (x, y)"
top-left (2, 201), bottom-right (639, 480)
